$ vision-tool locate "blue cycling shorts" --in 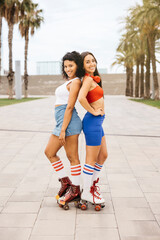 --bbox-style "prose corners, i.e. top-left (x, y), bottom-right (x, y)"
top-left (82, 112), bottom-right (105, 146)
